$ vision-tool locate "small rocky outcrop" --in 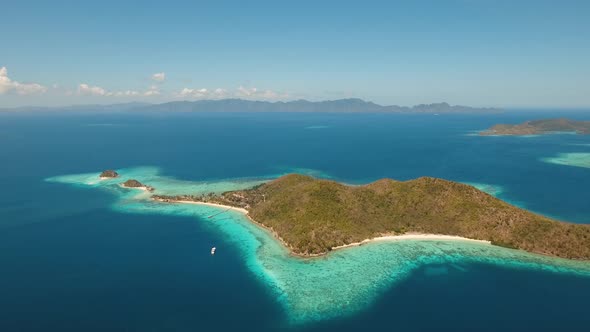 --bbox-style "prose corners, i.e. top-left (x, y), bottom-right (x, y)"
top-left (99, 170), bottom-right (119, 178)
top-left (121, 179), bottom-right (154, 191)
